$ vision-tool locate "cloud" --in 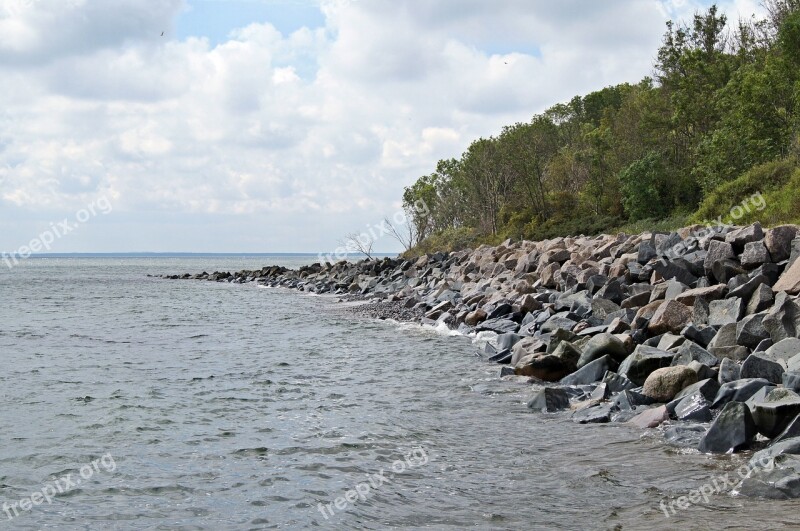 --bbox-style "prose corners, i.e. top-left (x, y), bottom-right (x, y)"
top-left (0, 0), bottom-right (765, 252)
